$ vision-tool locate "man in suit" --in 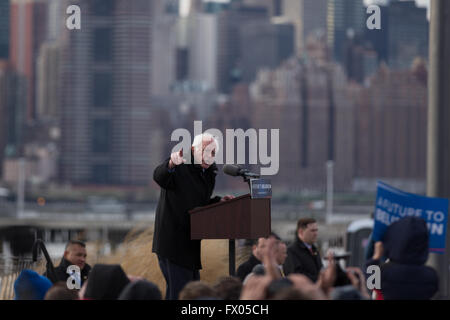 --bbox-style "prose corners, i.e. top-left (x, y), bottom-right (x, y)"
top-left (152, 133), bottom-right (234, 300)
top-left (283, 218), bottom-right (323, 282)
